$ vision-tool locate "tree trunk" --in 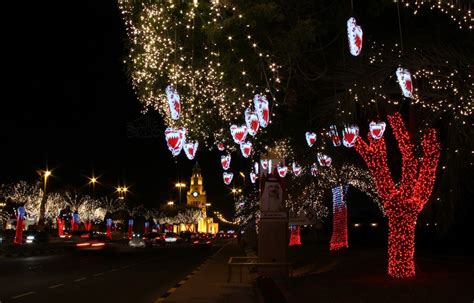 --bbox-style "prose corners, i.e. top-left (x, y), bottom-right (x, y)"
top-left (330, 185), bottom-right (349, 251)
top-left (38, 192), bottom-right (48, 226)
top-left (387, 212), bottom-right (417, 278)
